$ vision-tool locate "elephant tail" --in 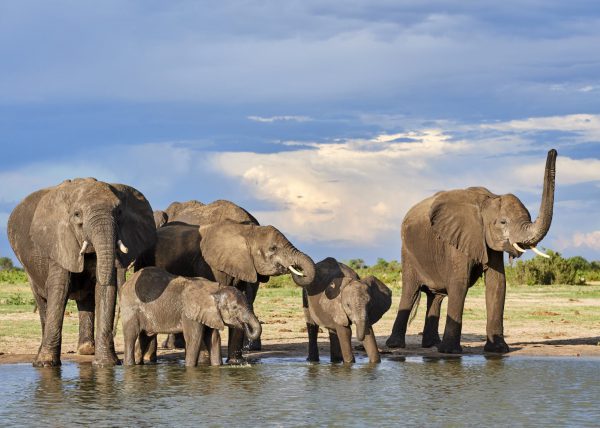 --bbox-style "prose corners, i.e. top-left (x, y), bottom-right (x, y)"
top-left (407, 292), bottom-right (421, 326)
